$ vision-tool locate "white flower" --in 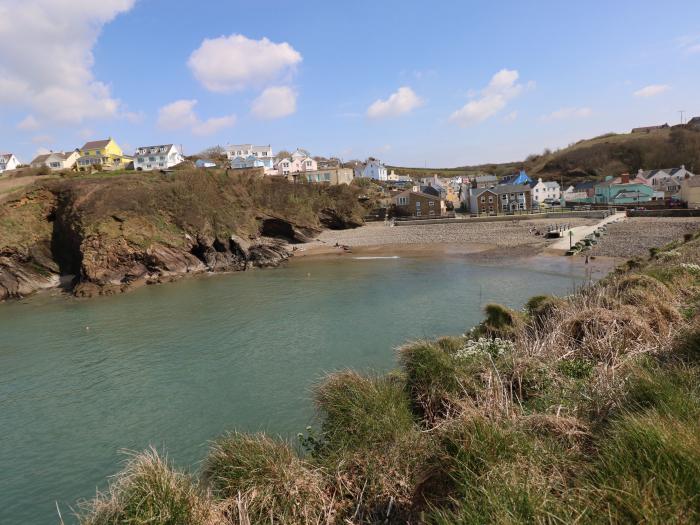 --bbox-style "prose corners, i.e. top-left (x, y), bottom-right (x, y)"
top-left (454, 337), bottom-right (514, 360)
